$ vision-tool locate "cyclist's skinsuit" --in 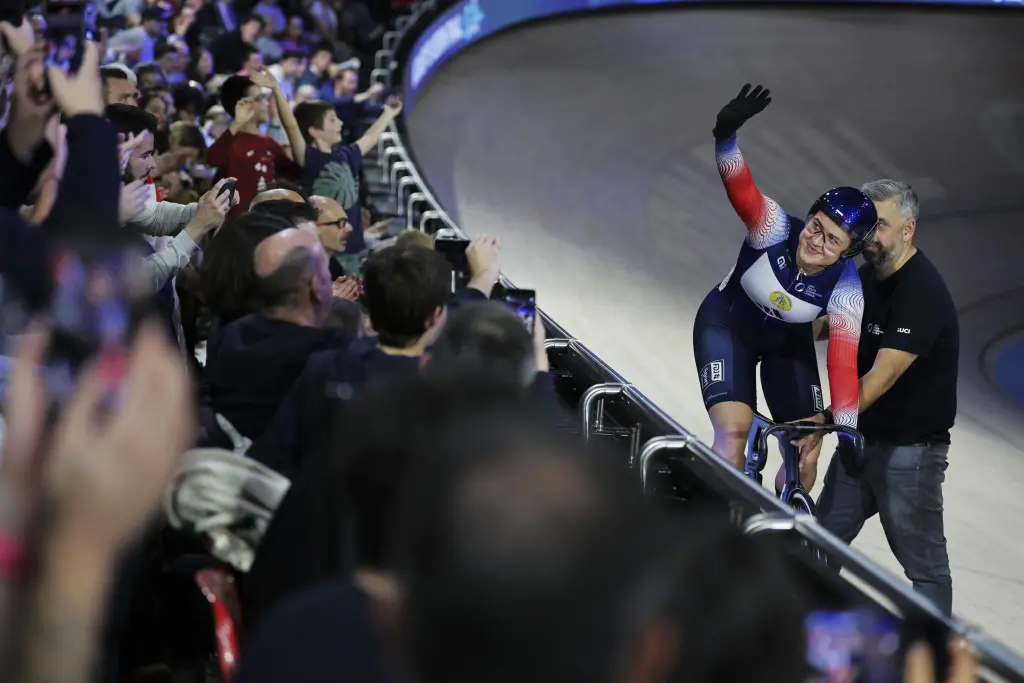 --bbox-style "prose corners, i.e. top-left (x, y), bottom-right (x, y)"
top-left (692, 133), bottom-right (863, 428)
